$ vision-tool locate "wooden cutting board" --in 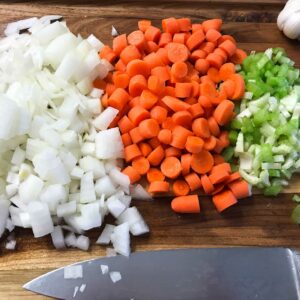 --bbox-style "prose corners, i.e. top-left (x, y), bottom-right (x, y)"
top-left (1, 0), bottom-right (300, 298)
